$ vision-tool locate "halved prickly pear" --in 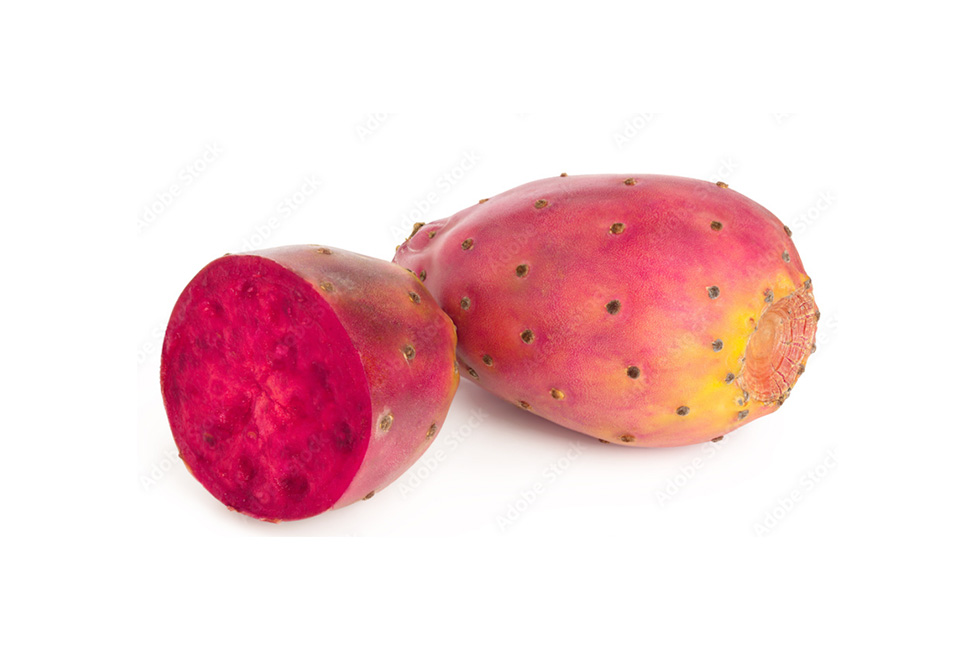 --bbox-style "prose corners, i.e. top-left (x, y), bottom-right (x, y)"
top-left (161, 245), bottom-right (459, 520)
